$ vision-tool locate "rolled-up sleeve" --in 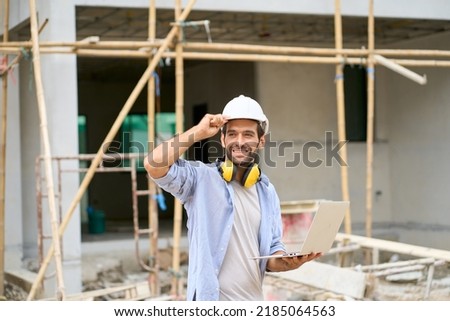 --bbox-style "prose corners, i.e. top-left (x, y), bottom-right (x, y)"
top-left (152, 159), bottom-right (197, 204)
